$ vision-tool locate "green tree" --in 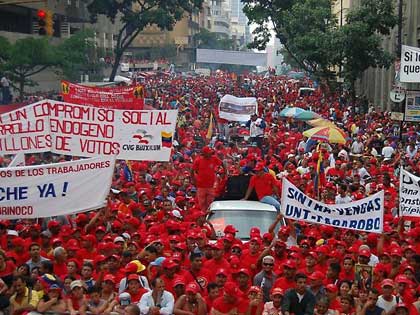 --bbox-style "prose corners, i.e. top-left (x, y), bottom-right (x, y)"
top-left (337, 0), bottom-right (397, 99)
top-left (0, 37), bottom-right (58, 100)
top-left (194, 29), bottom-right (236, 50)
top-left (243, 0), bottom-right (397, 95)
top-left (87, 0), bottom-right (204, 82)
top-left (56, 29), bottom-right (103, 82)
top-left (243, 0), bottom-right (340, 79)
